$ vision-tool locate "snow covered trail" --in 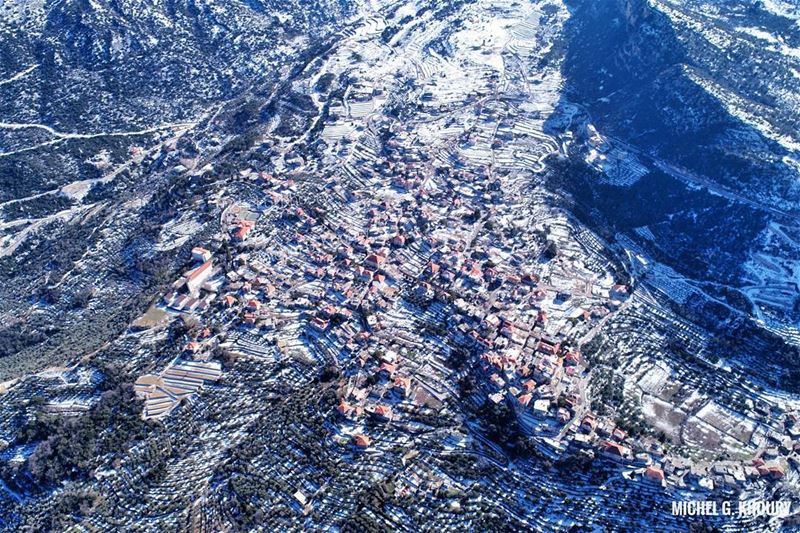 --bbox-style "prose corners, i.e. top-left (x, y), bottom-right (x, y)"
top-left (0, 478), bottom-right (23, 504)
top-left (0, 122), bottom-right (81, 137)
top-left (0, 121), bottom-right (195, 140)
top-left (0, 204), bottom-right (97, 257)
top-left (0, 64), bottom-right (38, 87)
top-left (0, 122), bottom-right (196, 158)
